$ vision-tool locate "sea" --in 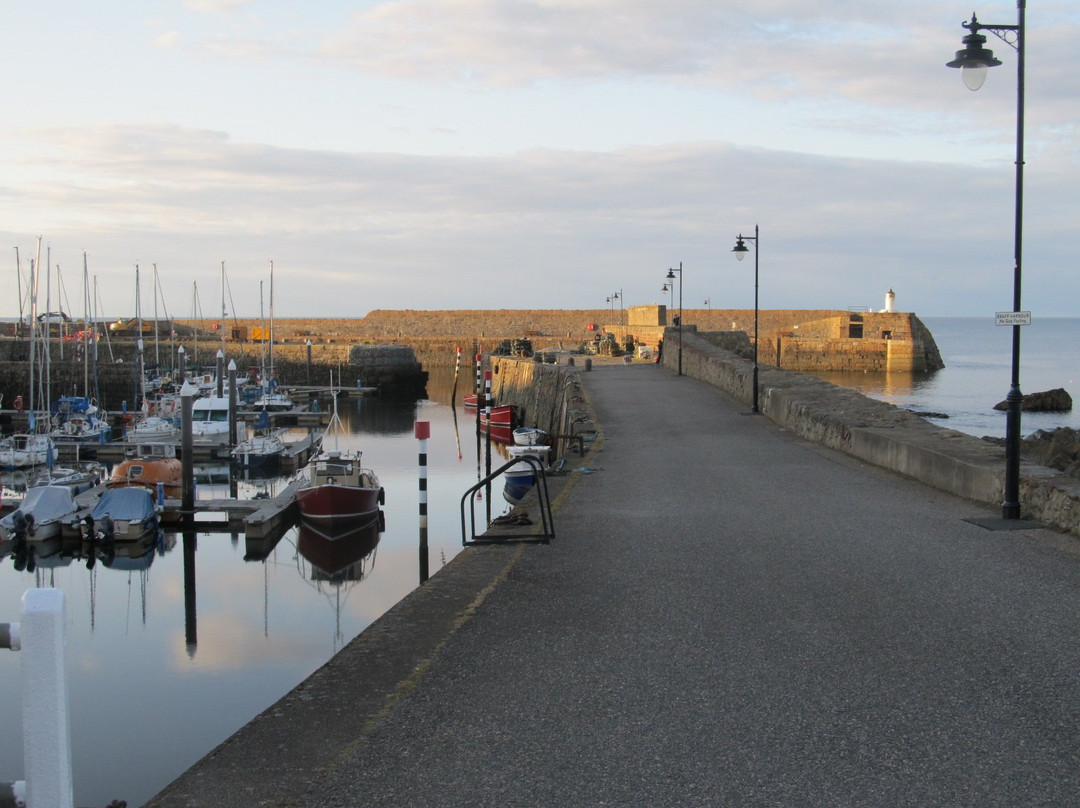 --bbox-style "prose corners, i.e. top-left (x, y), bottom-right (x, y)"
top-left (1, 316), bottom-right (1078, 807)
top-left (812, 316), bottom-right (1080, 439)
